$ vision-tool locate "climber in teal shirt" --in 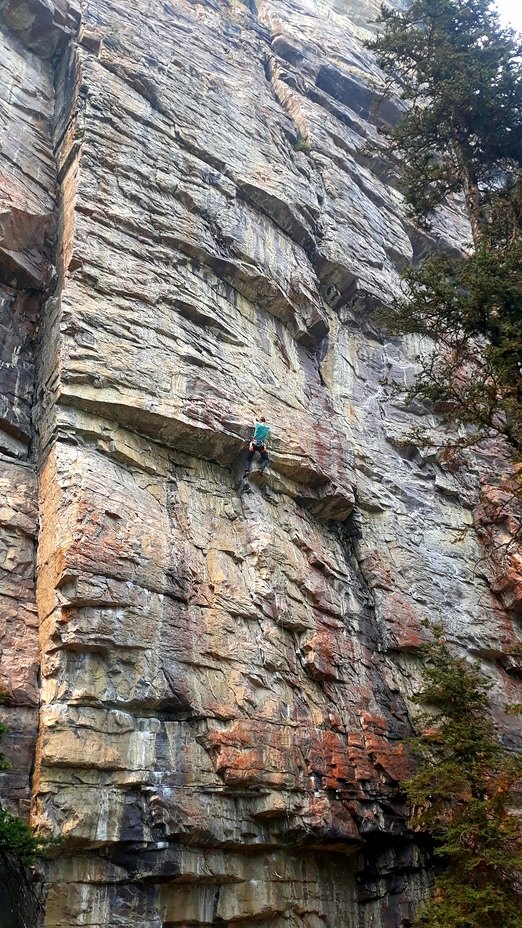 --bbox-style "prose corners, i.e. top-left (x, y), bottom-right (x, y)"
top-left (244, 416), bottom-right (270, 477)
